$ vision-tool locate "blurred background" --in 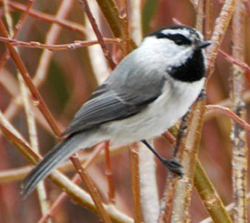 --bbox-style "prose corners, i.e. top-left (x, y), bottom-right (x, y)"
top-left (0, 0), bottom-right (249, 223)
